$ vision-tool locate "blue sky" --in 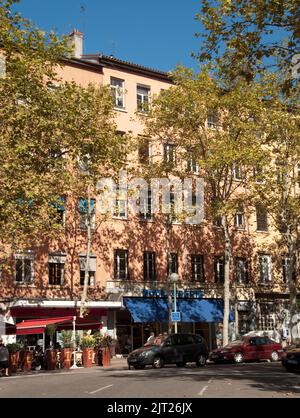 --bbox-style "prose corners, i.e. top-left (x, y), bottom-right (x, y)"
top-left (13, 0), bottom-right (202, 73)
